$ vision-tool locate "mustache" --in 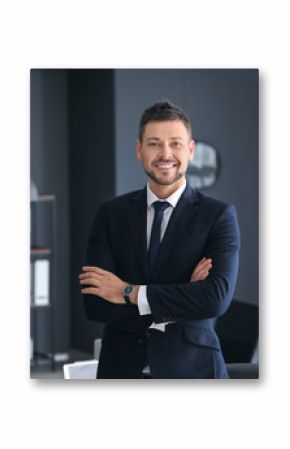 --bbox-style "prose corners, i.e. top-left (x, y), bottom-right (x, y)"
top-left (153, 159), bottom-right (178, 164)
